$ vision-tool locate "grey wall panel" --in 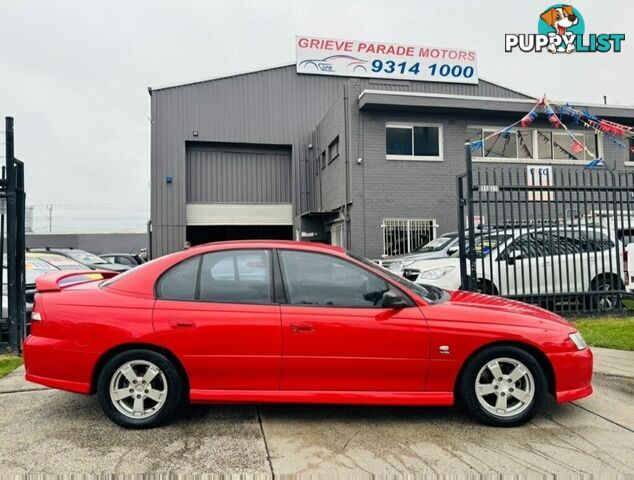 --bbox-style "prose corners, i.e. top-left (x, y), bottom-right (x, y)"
top-left (186, 148), bottom-right (291, 203)
top-left (26, 233), bottom-right (147, 255)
